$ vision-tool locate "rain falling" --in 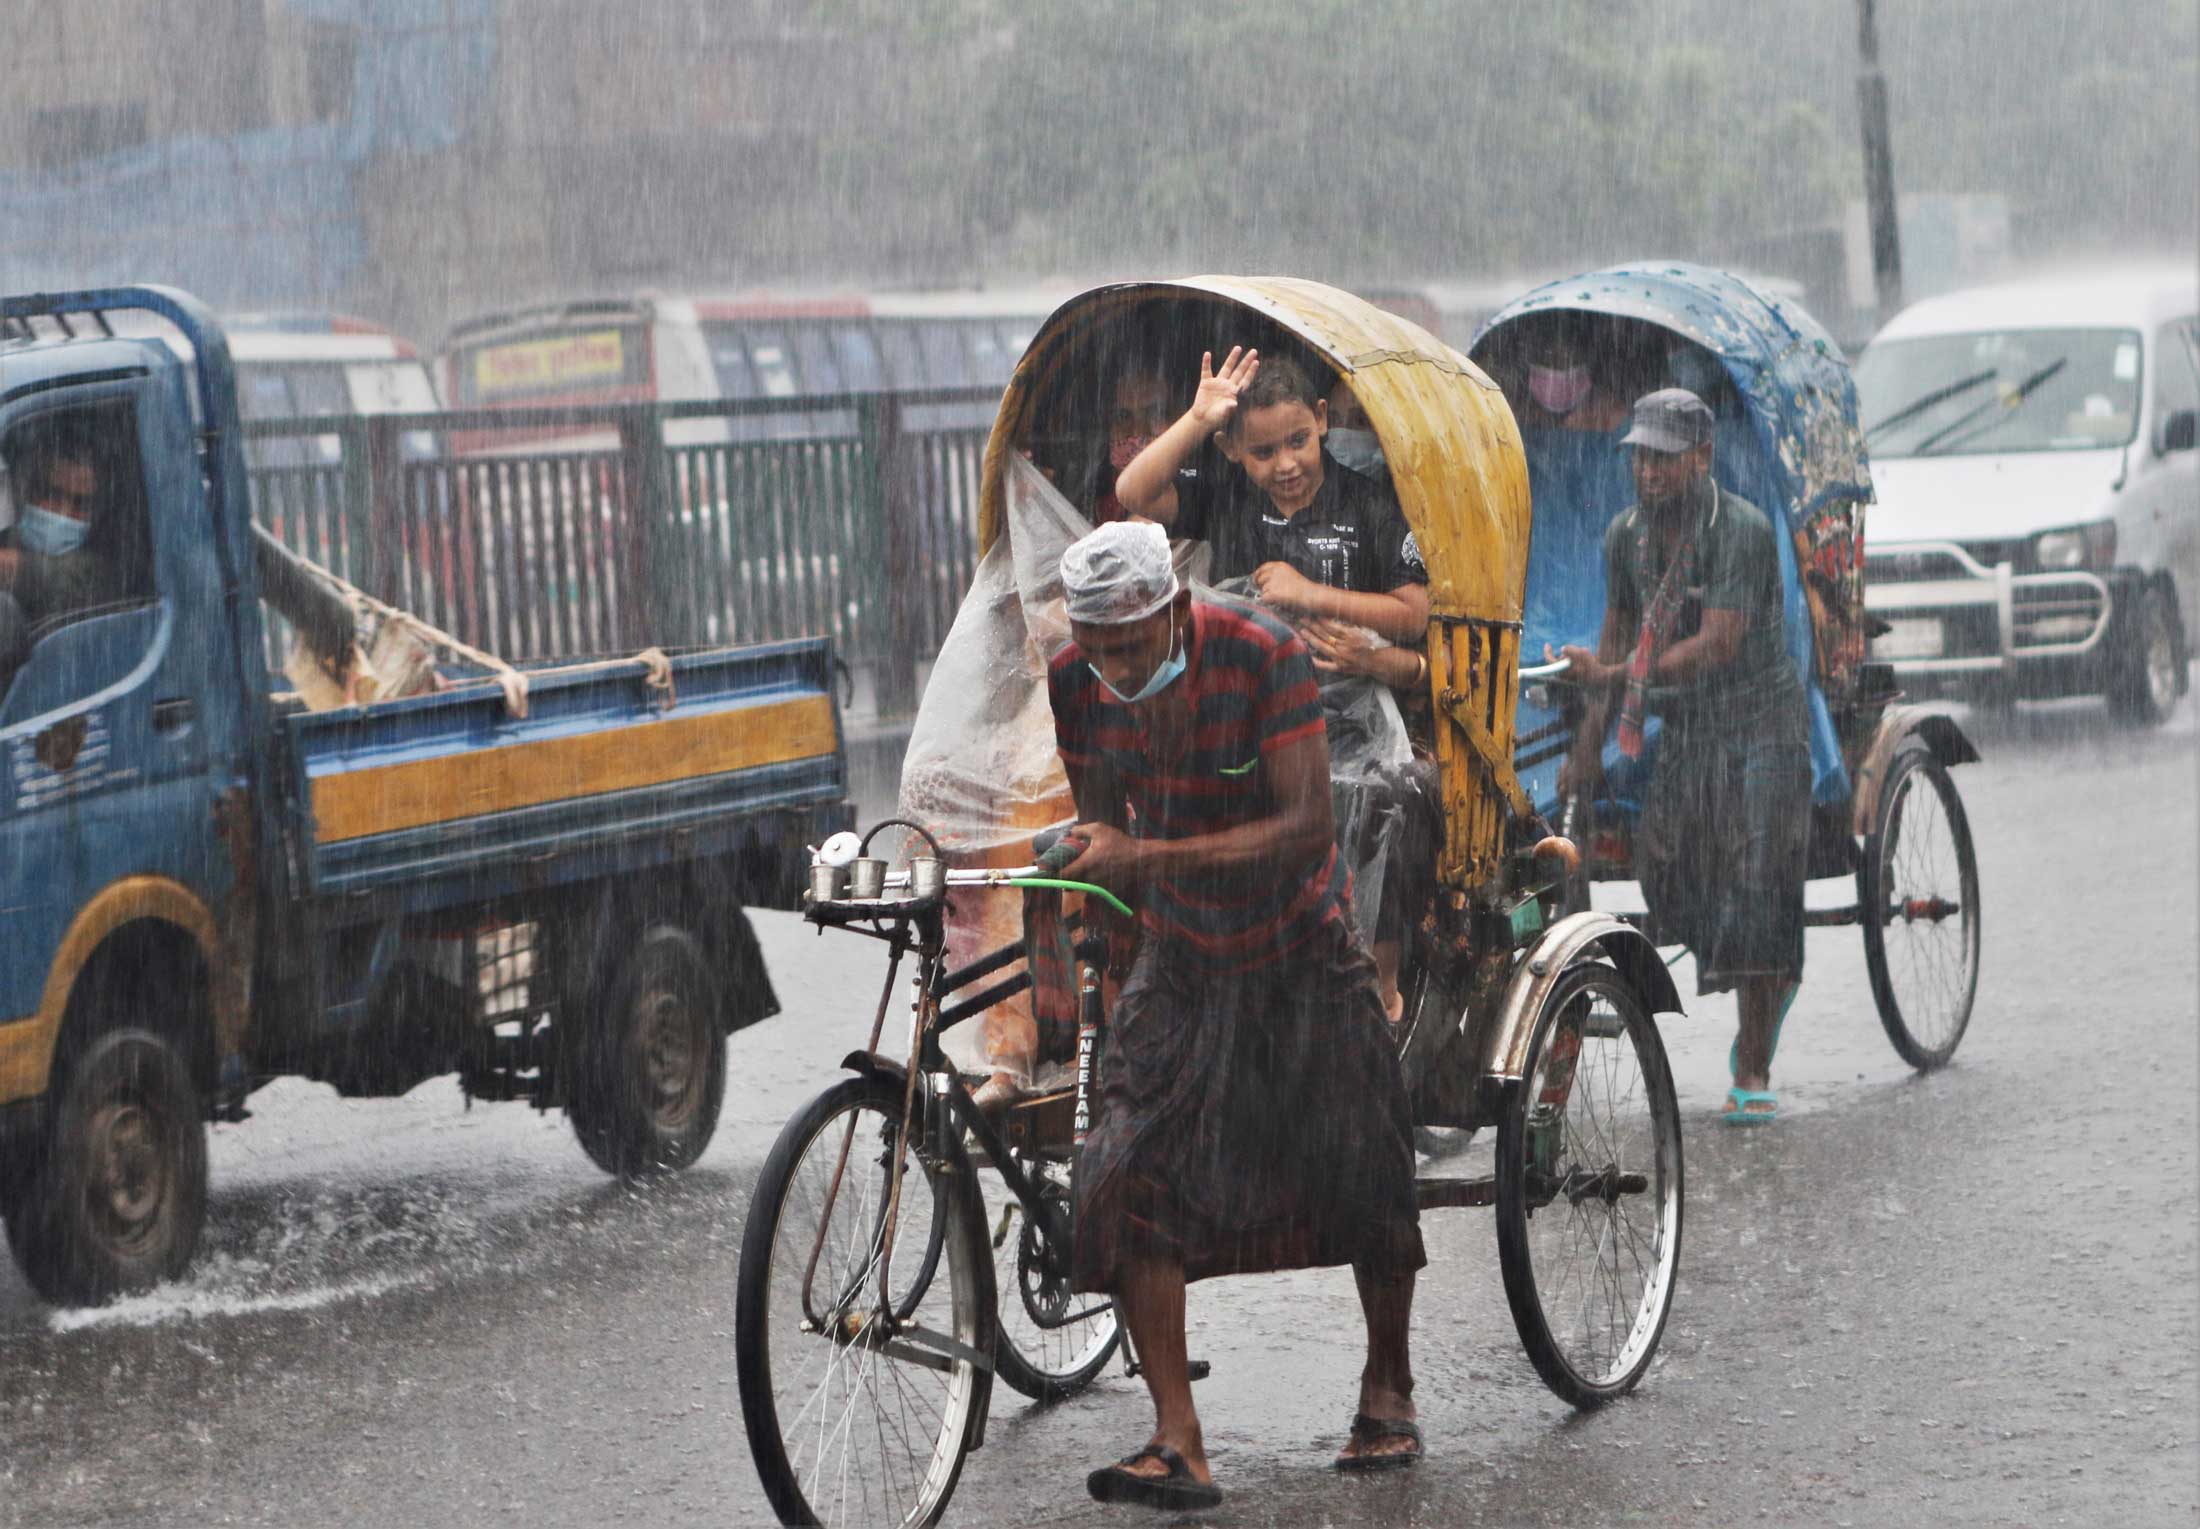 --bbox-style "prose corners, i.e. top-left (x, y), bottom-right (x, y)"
top-left (0, 3), bottom-right (2194, 1525)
